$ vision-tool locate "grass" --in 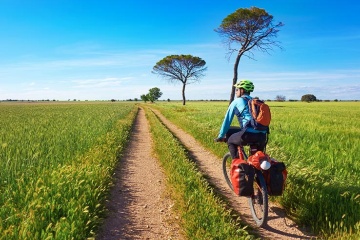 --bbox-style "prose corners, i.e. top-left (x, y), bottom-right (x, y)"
top-left (149, 101), bottom-right (360, 239)
top-left (0, 102), bottom-right (138, 239)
